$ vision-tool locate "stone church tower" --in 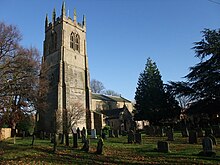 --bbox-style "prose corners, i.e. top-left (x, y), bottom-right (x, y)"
top-left (39, 2), bottom-right (91, 133)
